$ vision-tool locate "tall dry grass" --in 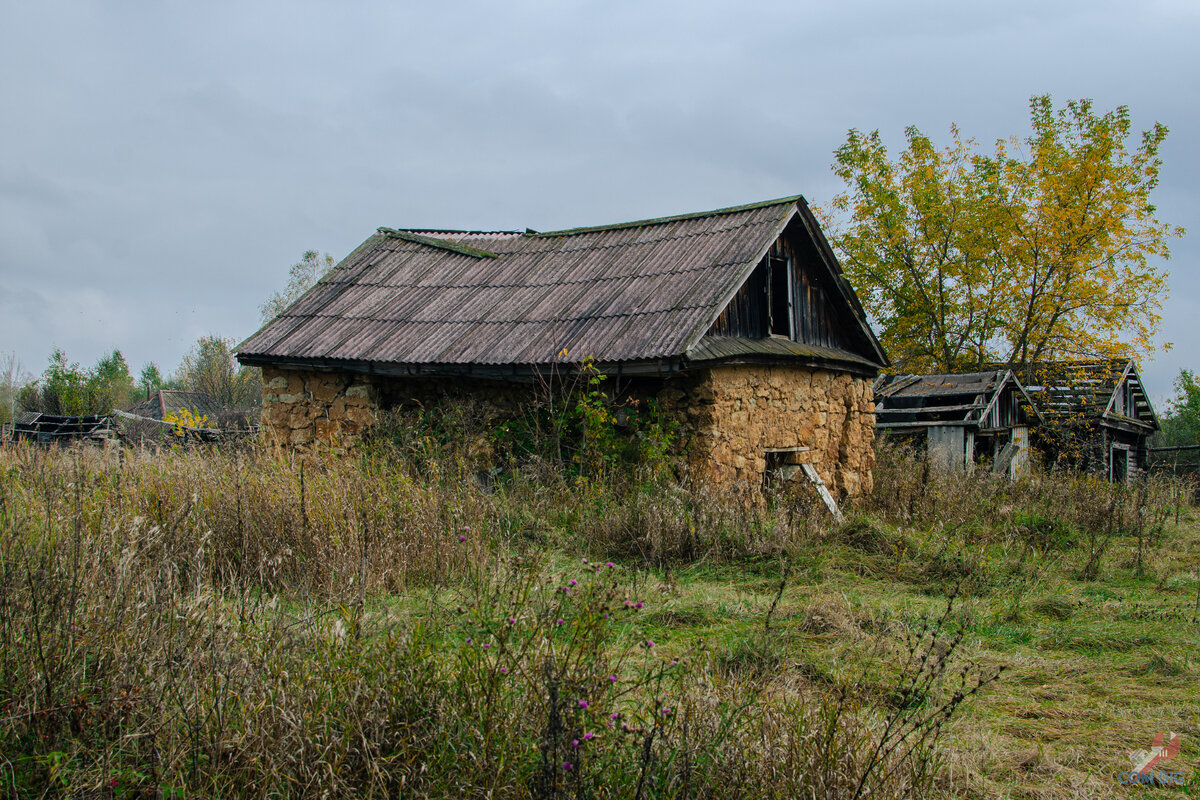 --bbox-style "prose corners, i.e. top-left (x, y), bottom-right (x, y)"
top-left (0, 442), bottom-right (976, 799)
top-left (866, 438), bottom-right (1194, 590)
top-left (0, 437), bottom-right (1190, 798)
